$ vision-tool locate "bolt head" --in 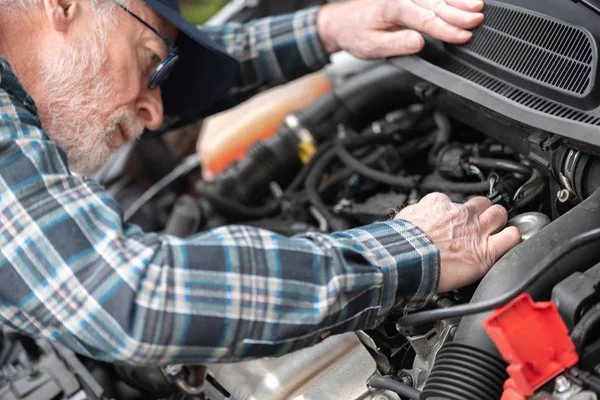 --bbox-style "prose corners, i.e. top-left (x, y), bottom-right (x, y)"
top-left (557, 189), bottom-right (571, 203)
top-left (555, 375), bottom-right (571, 393)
